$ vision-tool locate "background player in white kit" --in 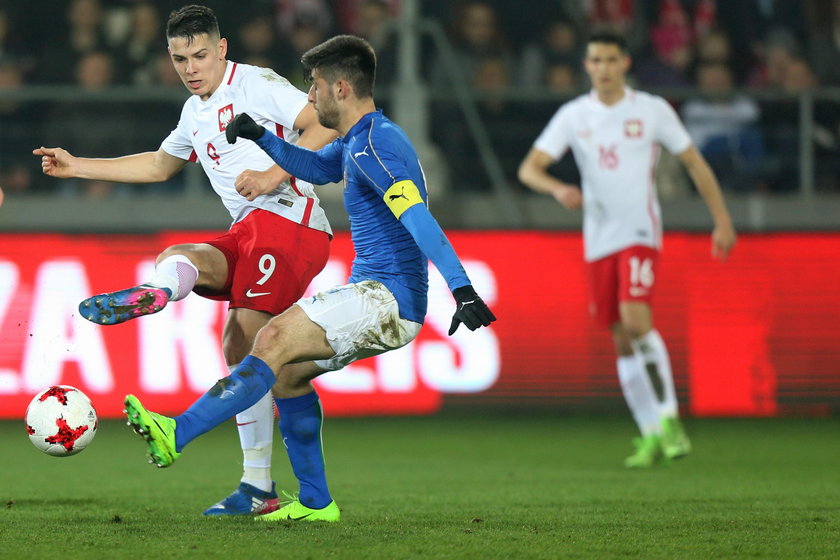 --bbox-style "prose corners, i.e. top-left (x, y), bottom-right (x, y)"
top-left (33, 5), bottom-right (337, 512)
top-left (518, 29), bottom-right (736, 468)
